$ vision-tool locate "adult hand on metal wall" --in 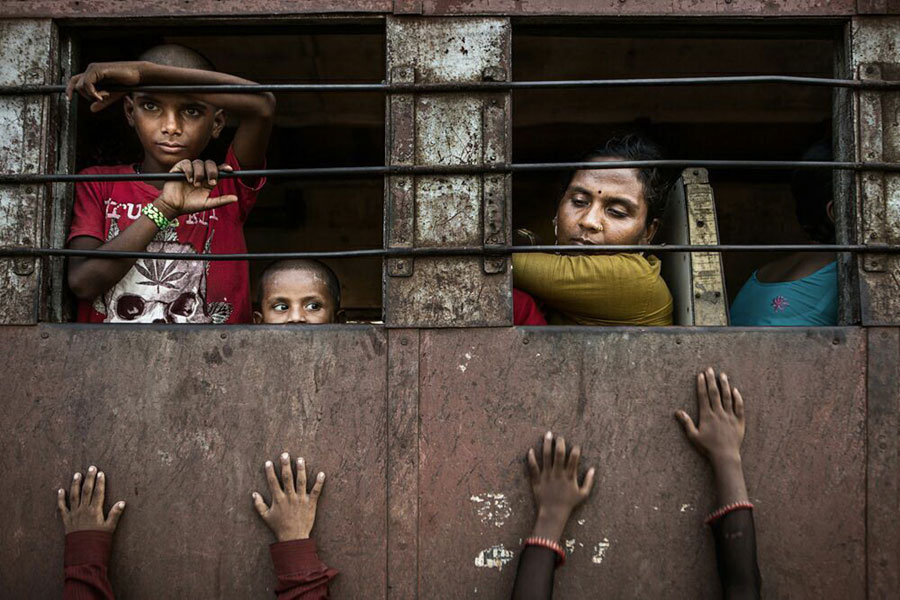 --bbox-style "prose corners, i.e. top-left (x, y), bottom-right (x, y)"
top-left (526, 431), bottom-right (596, 543)
top-left (253, 452), bottom-right (325, 542)
top-left (57, 465), bottom-right (126, 534)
